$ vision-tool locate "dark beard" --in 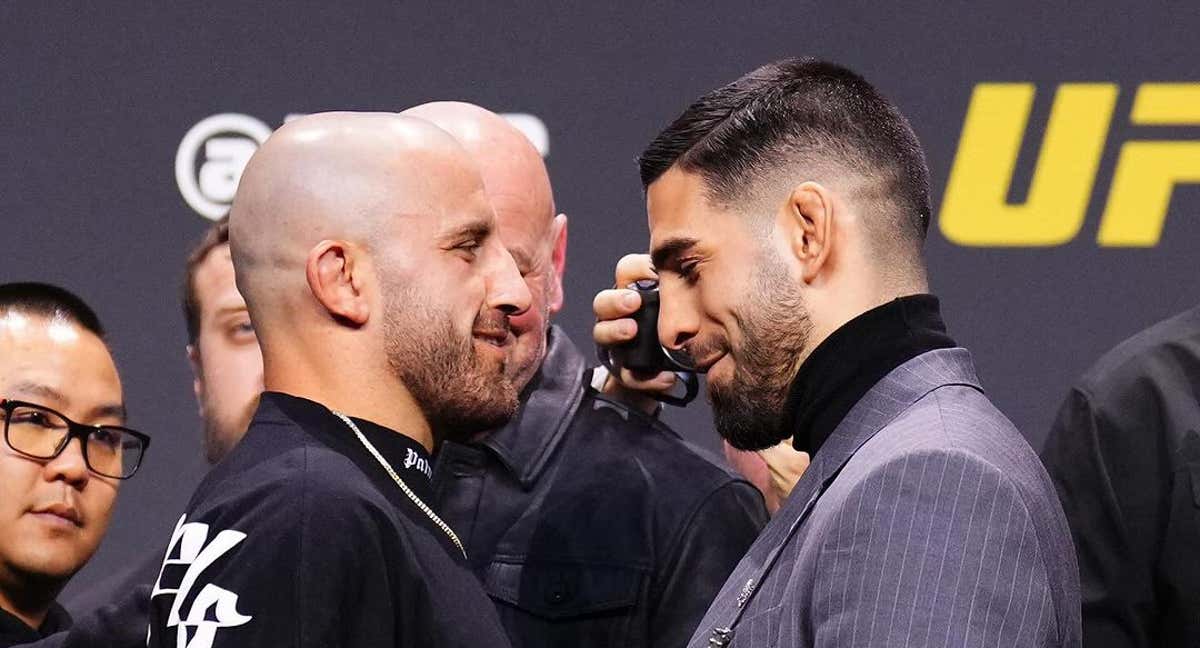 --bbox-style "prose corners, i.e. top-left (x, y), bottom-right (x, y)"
top-left (383, 291), bottom-right (519, 446)
top-left (709, 250), bottom-right (811, 451)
